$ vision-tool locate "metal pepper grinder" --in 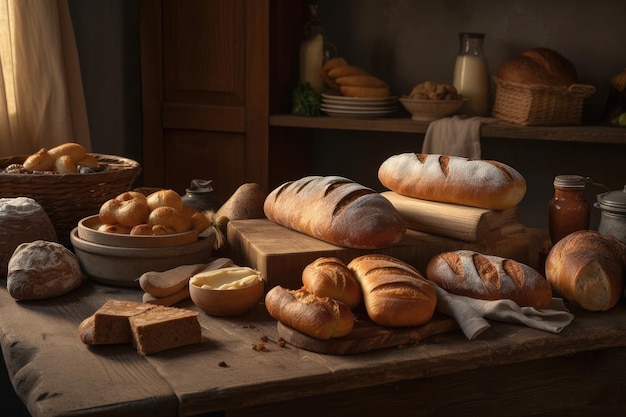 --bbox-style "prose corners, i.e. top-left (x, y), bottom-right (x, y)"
top-left (181, 179), bottom-right (223, 213)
